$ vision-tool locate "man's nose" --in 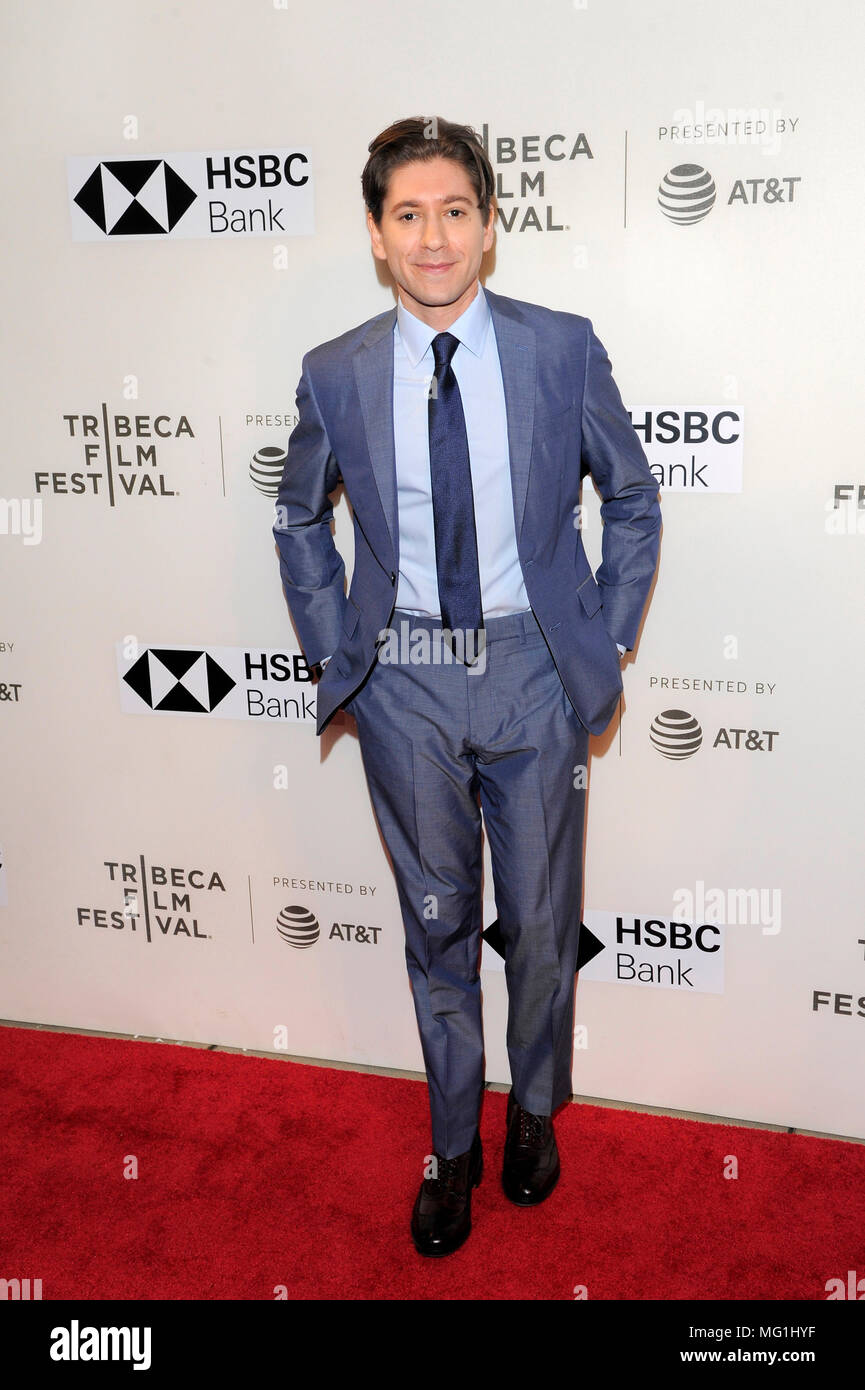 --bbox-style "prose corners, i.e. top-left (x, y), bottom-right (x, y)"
top-left (421, 217), bottom-right (448, 250)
